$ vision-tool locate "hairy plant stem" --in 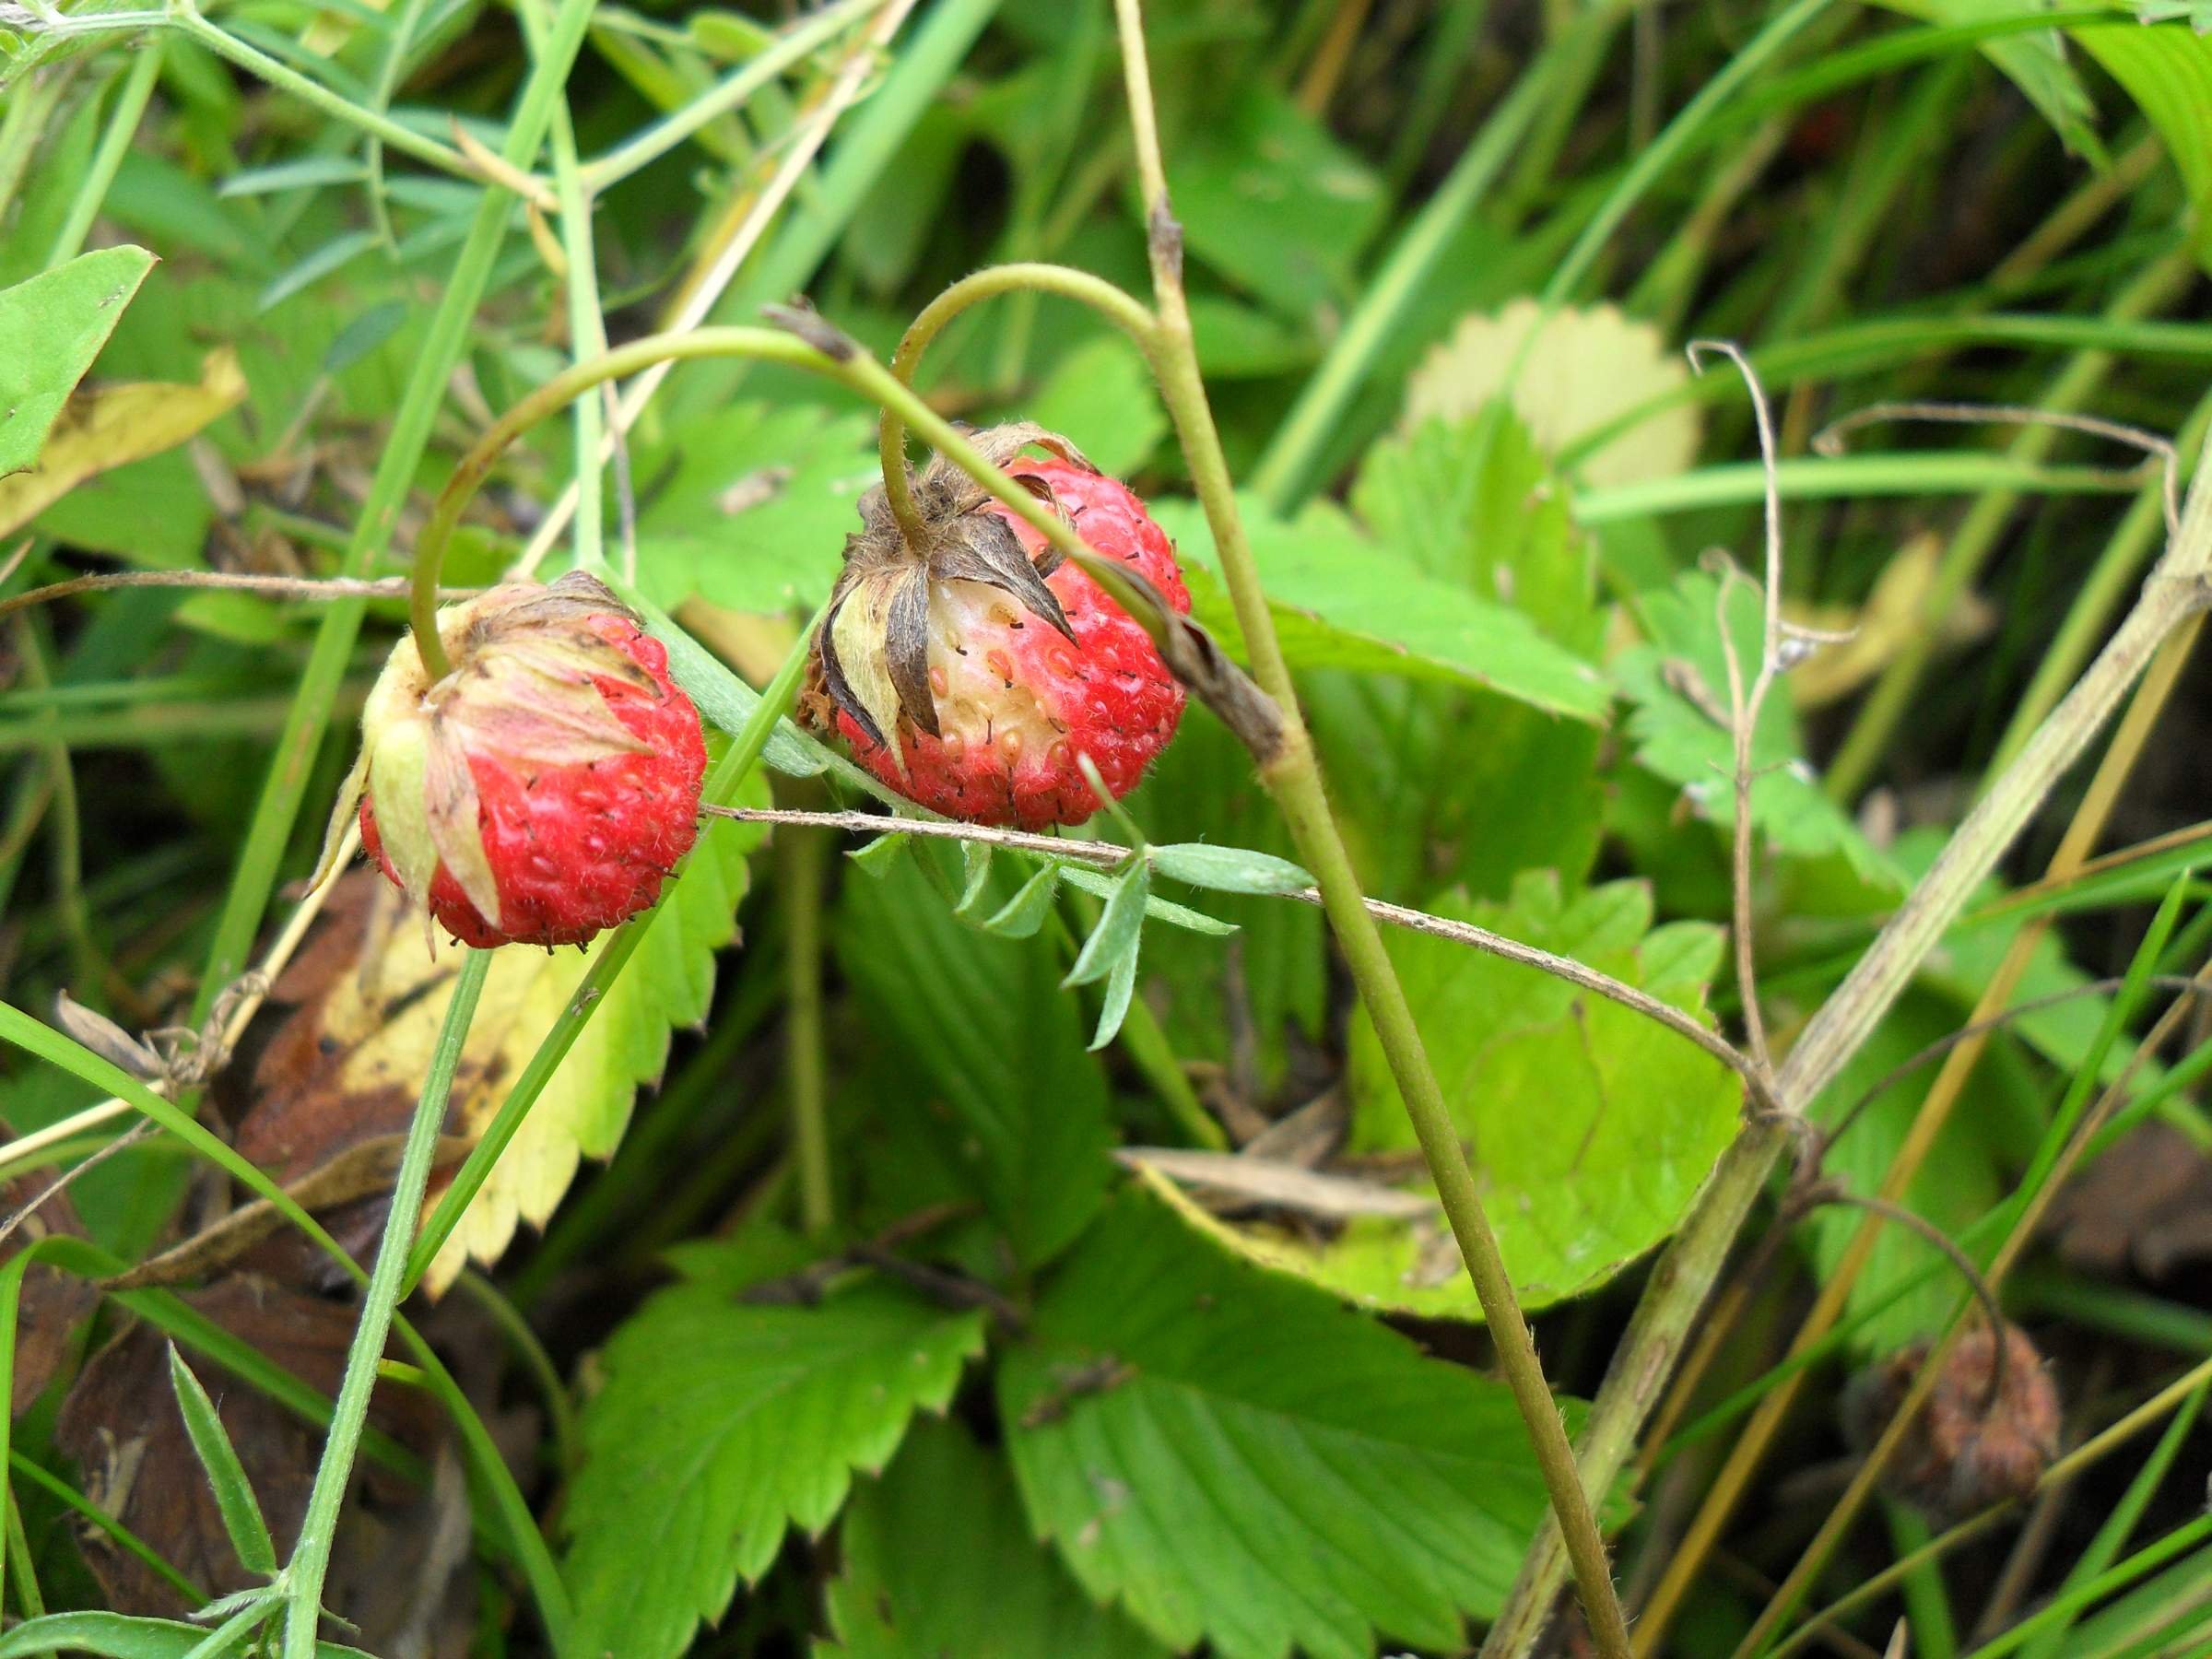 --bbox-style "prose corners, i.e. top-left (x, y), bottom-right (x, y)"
top-left (875, 261), bottom-right (1160, 548)
top-left (281, 947), bottom-right (488, 1659)
top-left (1108, 2), bottom-right (1630, 1652)
top-left (1484, 427), bottom-right (2212, 1656)
top-left (705, 805), bottom-right (1759, 1090)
